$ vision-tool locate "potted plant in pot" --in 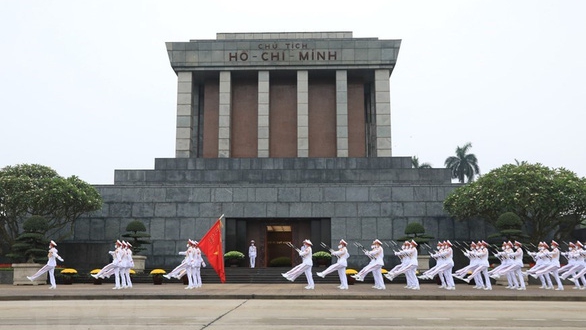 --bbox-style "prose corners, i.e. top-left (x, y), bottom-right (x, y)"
top-left (59, 268), bottom-right (78, 284)
top-left (312, 251), bottom-right (332, 267)
top-left (224, 251), bottom-right (245, 267)
top-left (122, 220), bottom-right (151, 273)
top-left (149, 269), bottom-right (166, 285)
top-left (6, 215), bottom-right (50, 285)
